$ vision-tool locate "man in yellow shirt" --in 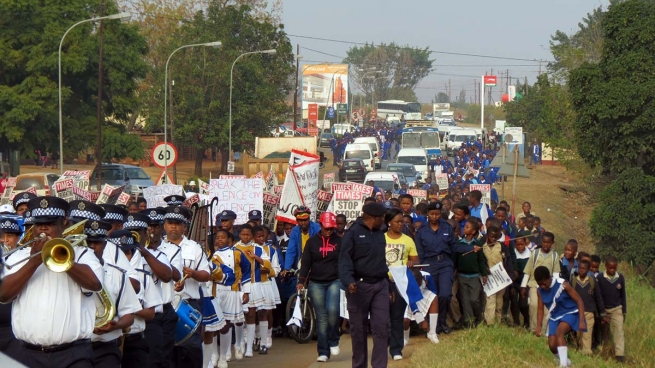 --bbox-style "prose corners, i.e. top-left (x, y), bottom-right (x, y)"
top-left (281, 206), bottom-right (321, 274)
